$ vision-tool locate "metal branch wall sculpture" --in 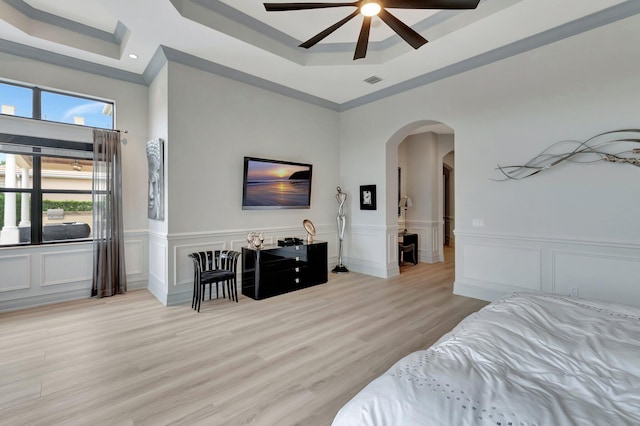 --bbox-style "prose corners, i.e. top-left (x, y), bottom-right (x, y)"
top-left (493, 129), bottom-right (640, 181)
